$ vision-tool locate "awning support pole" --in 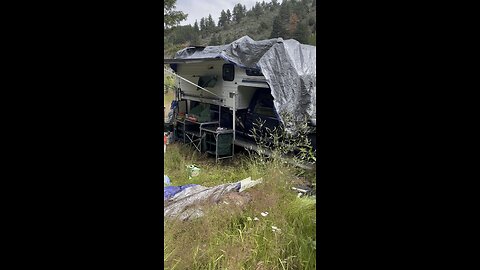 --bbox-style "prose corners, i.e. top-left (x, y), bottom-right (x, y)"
top-left (232, 92), bottom-right (236, 157)
top-left (164, 67), bottom-right (221, 99)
